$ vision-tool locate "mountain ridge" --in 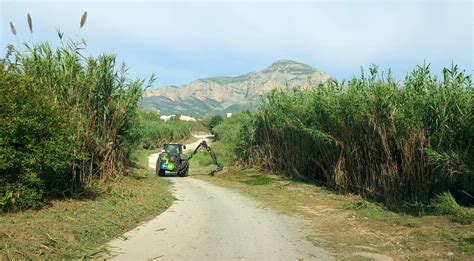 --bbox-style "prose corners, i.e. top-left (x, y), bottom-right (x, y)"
top-left (140, 60), bottom-right (331, 116)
